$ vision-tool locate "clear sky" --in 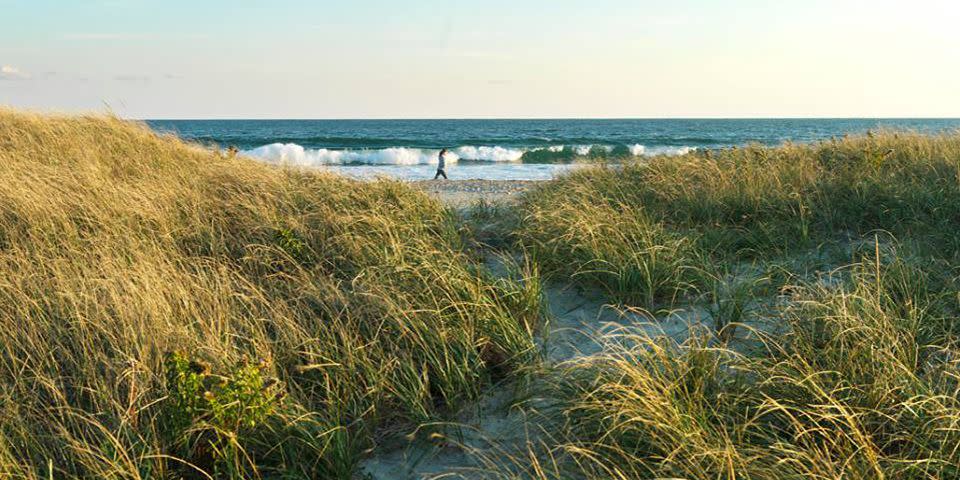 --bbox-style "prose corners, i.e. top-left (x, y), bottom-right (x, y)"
top-left (1, 0), bottom-right (958, 119)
